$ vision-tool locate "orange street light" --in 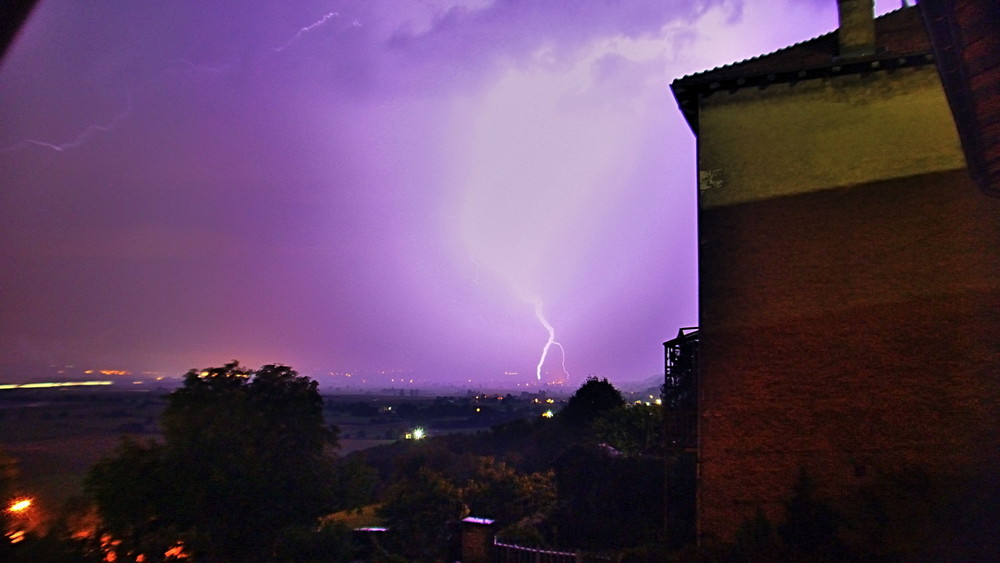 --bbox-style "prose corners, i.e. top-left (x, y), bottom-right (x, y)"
top-left (7, 498), bottom-right (32, 513)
